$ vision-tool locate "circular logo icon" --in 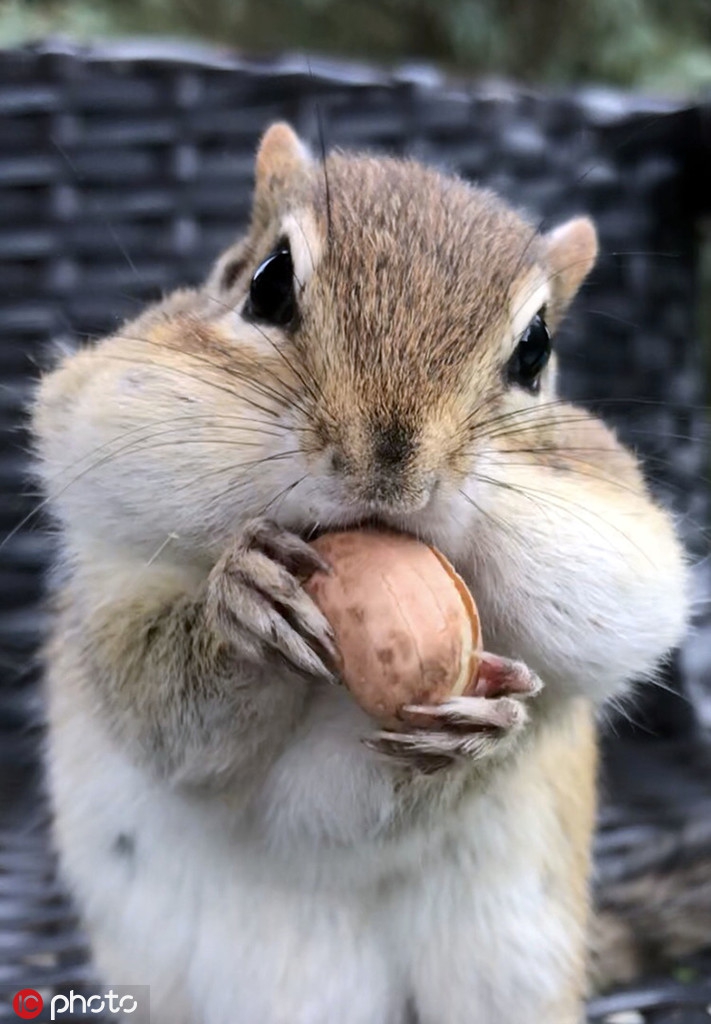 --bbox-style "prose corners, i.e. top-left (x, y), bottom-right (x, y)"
top-left (12, 990), bottom-right (44, 1020)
